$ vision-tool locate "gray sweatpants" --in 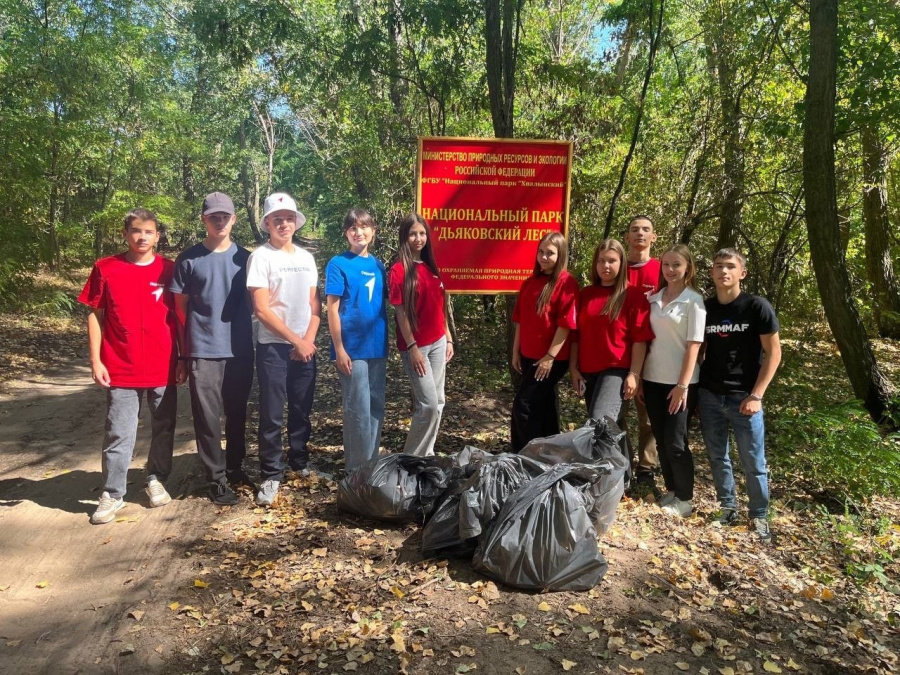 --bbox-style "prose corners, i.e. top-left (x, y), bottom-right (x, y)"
top-left (400, 337), bottom-right (447, 456)
top-left (101, 386), bottom-right (177, 499)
